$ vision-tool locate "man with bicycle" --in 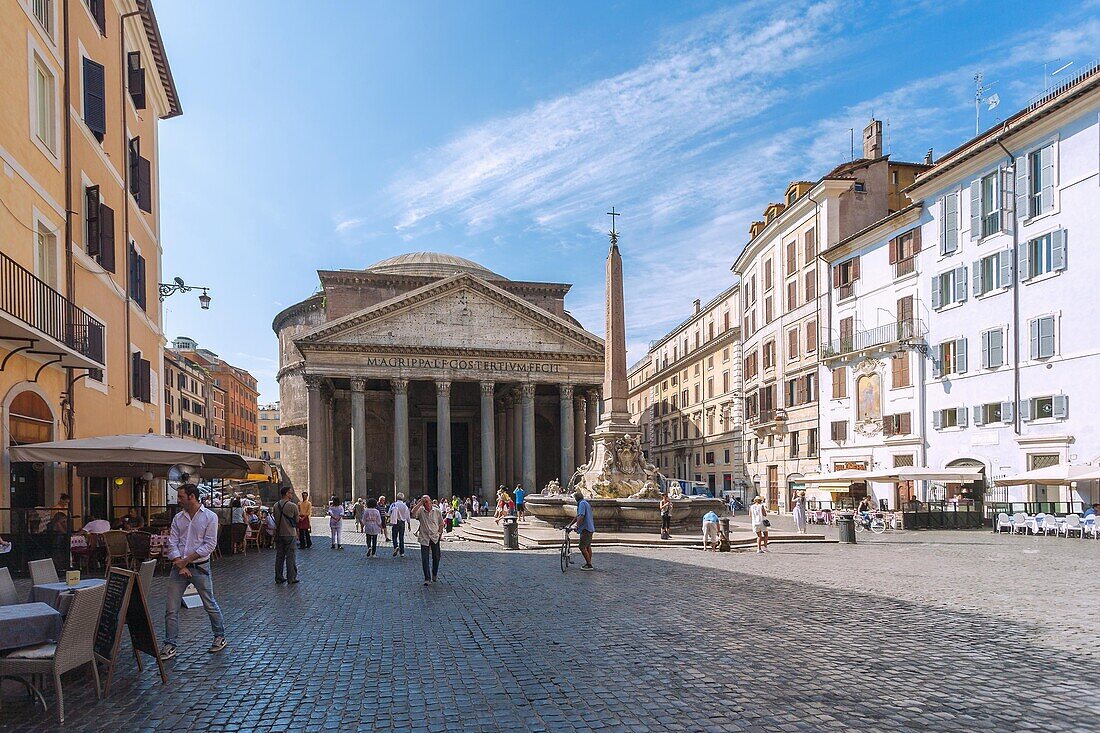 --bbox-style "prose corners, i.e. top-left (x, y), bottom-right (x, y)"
top-left (568, 490), bottom-right (595, 570)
